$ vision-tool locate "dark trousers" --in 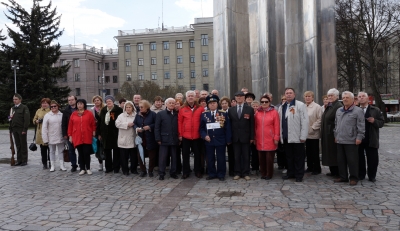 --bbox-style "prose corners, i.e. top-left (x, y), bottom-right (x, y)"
top-left (358, 141), bottom-right (378, 180)
top-left (337, 143), bottom-right (359, 181)
top-left (176, 145), bottom-right (182, 174)
top-left (199, 140), bottom-right (206, 174)
top-left (67, 140), bottom-right (78, 168)
top-left (251, 143), bottom-right (259, 171)
top-left (329, 166), bottom-right (339, 175)
top-left (182, 138), bottom-right (202, 175)
top-left (77, 144), bottom-right (91, 170)
top-left (139, 149), bottom-right (156, 173)
top-left (233, 142), bottom-right (250, 177)
top-left (104, 148), bottom-right (120, 173)
top-left (13, 130), bottom-right (28, 163)
top-left (155, 145), bottom-right (159, 167)
top-left (159, 145), bottom-right (177, 176)
top-left (284, 140), bottom-right (305, 179)
top-left (259, 151), bottom-right (275, 178)
top-left (206, 145), bottom-right (226, 178)
top-left (120, 148), bottom-right (137, 174)
top-left (40, 144), bottom-right (49, 166)
top-left (306, 139), bottom-right (321, 173)
top-left (277, 142), bottom-right (287, 168)
top-left (227, 143), bottom-right (235, 175)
